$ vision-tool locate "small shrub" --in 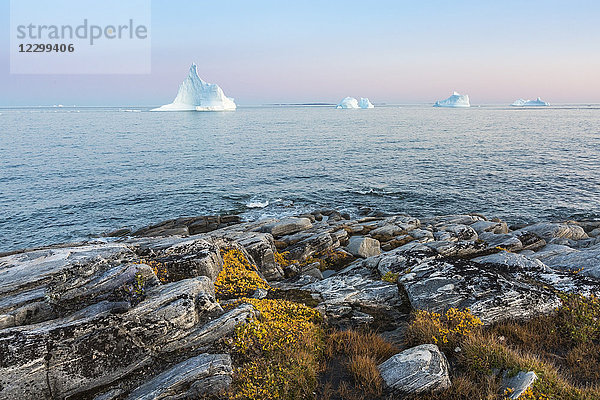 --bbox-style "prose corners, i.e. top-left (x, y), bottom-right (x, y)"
top-left (406, 308), bottom-right (483, 351)
top-left (381, 271), bottom-right (399, 283)
top-left (214, 248), bottom-right (270, 300)
top-left (556, 293), bottom-right (600, 344)
top-left (226, 297), bottom-right (324, 400)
